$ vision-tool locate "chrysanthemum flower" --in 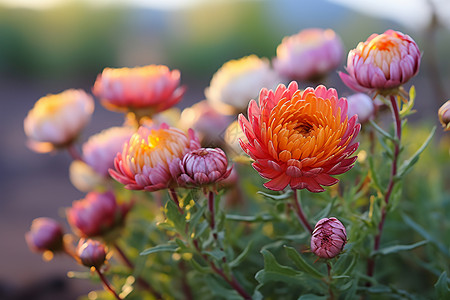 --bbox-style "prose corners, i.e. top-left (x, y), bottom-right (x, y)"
top-left (92, 65), bottom-right (185, 117)
top-left (67, 191), bottom-right (132, 238)
top-left (109, 123), bottom-right (200, 191)
top-left (239, 82), bottom-right (360, 192)
top-left (82, 126), bottom-right (135, 177)
top-left (24, 89), bottom-right (94, 152)
top-left (339, 30), bottom-right (421, 94)
top-left (205, 55), bottom-right (283, 114)
top-left (311, 217), bottom-right (347, 259)
top-left (174, 148), bottom-right (232, 188)
top-left (69, 160), bottom-right (107, 192)
top-left (273, 28), bottom-right (344, 82)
